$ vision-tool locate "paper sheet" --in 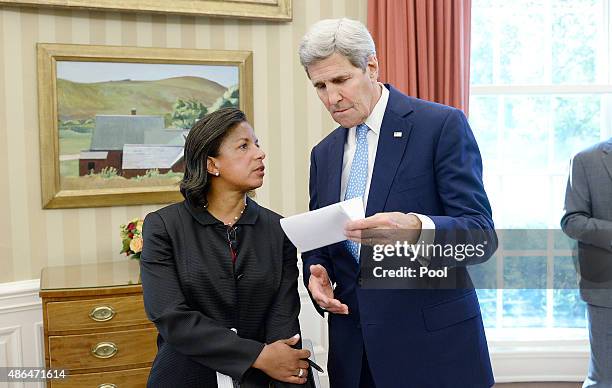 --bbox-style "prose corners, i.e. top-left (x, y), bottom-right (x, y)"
top-left (215, 372), bottom-right (237, 388)
top-left (280, 198), bottom-right (365, 252)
